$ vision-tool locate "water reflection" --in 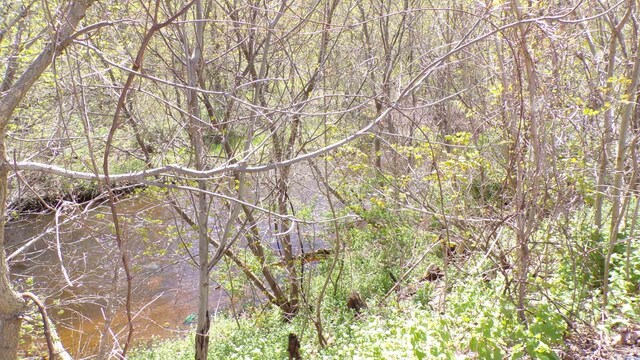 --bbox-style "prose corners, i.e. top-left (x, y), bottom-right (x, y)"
top-left (6, 194), bottom-right (228, 357)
